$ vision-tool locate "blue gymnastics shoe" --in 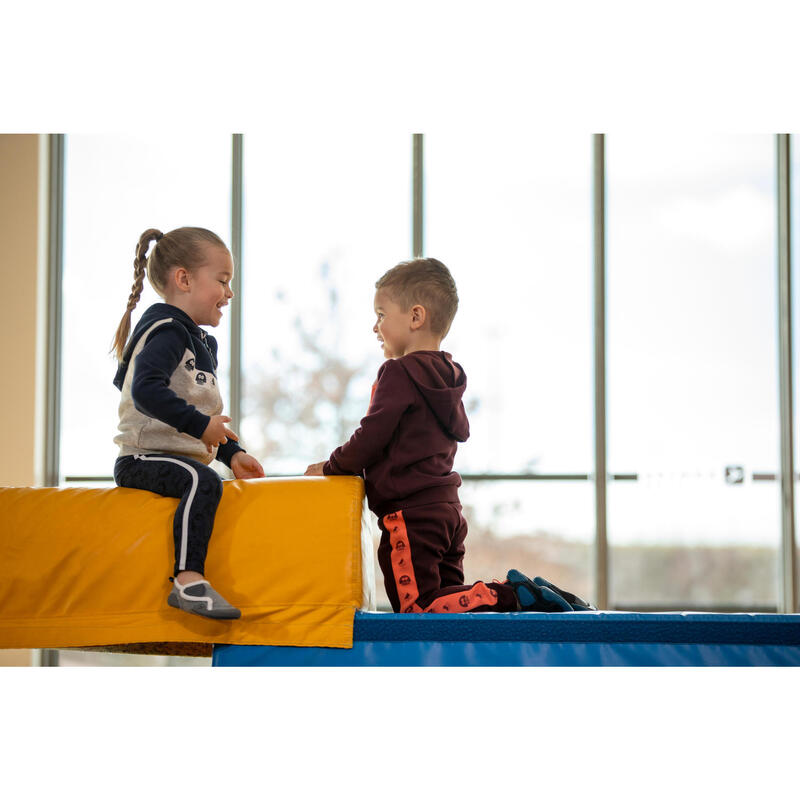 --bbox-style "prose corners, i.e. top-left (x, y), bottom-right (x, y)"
top-left (533, 575), bottom-right (596, 611)
top-left (506, 569), bottom-right (572, 612)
